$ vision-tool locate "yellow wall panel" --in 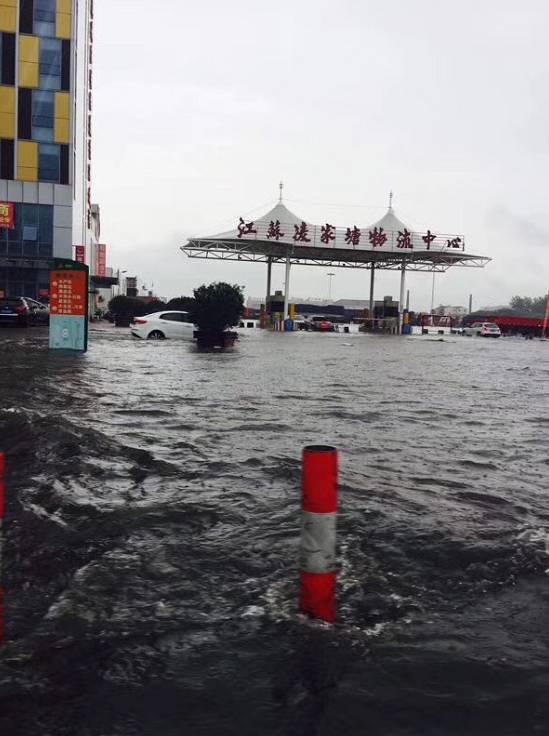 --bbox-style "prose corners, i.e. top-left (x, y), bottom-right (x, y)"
top-left (57, 0), bottom-right (72, 14)
top-left (0, 87), bottom-right (15, 138)
top-left (0, 86), bottom-right (15, 114)
top-left (55, 92), bottom-right (70, 143)
top-left (0, 7), bottom-right (16, 33)
top-left (55, 92), bottom-right (70, 120)
top-left (0, 112), bottom-right (14, 138)
top-left (17, 166), bottom-right (38, 182)
top-left (18, 141), bottom-right (38, 168)
top-left (19, 36), bottom-right (40, 87)
top-left (54, 117), bottom-right (70, 144)
top-left (19, 61), bottom-right (39, 88)
top-left (19, 35), bottom-right (40, 62)
top-left (56, 12), bottom-right (71, 39)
